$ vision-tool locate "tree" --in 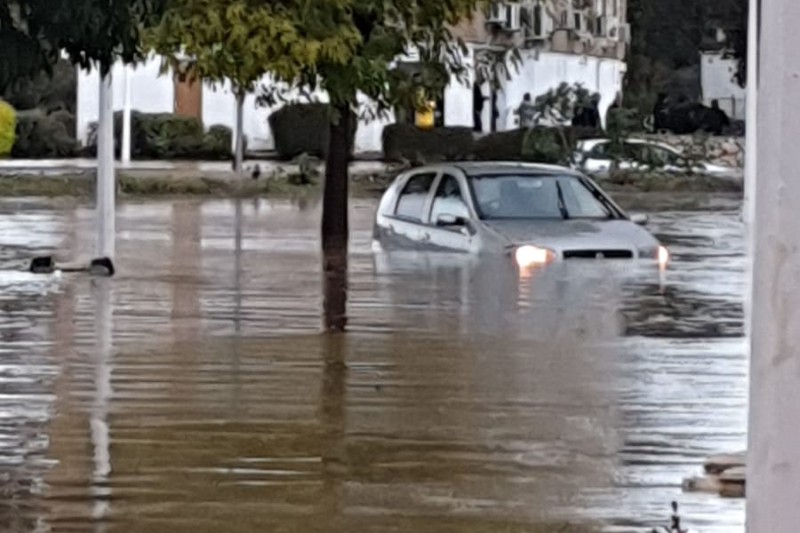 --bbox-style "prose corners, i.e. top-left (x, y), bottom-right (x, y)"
top-left (261, 0), bottom-right (484, 330)
top-left (146, 0), bottom-right (354, 172)
top-left (625, 0), bottom-right (748, 110)
top-left (0, 0), bottom-right (167, 90)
